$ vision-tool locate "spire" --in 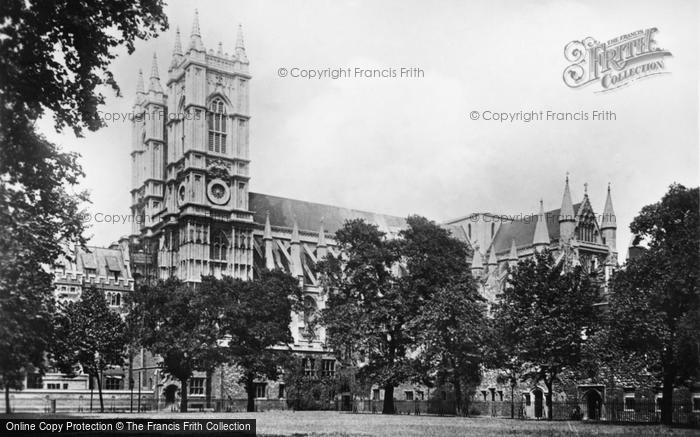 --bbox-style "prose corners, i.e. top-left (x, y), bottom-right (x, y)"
top-left (601, 183), bottom-right (616, 229)
top-left (290, 220), bottom-right (303, 278)
top-left (148, 54), bottom-right (163, 94)
top-left (236, 24), bottom-right (245, 50)
top-left (170, 27), bottom-right (183, 70)
top-left (263, 212), bottom-right (274, 270)
top-left (191, 9), bottom-right (201, 36)
top-left (533, 199), bottom-right (550, 250)
top-left (470, 249), bottom-right (483, 271)
top-left (291, 220), bottom-right (300, 244)
top-left (263, 212), bottom-right (272, 240)
top-left (136, 69), bottom-right (145, 95)
top-left (559, 173), bottom-right (575, 222)
top-left (508, 239), bottom-right (518, 263)
top-left (235, 24), bottom-right (248, 63)
top-left (317, 219), bottom-right (327, 247)
top-left (487, 246), bottom-right (497, 266)
top-left (174, 27), bottom-right (183, 54)
top-left (188, 10), bottom-right (205, 52)
top-left (317, 219), bottom-right (327, 259)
